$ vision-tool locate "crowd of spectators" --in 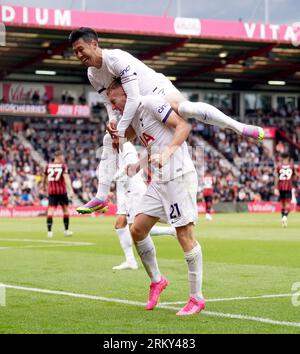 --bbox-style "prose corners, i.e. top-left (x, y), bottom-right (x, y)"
top-left (0, 120), bottom-right (45, 207)
top-left (0, 106), bottom-right (299, 206)
top-left (190, 121), bottom-right (289, 203)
